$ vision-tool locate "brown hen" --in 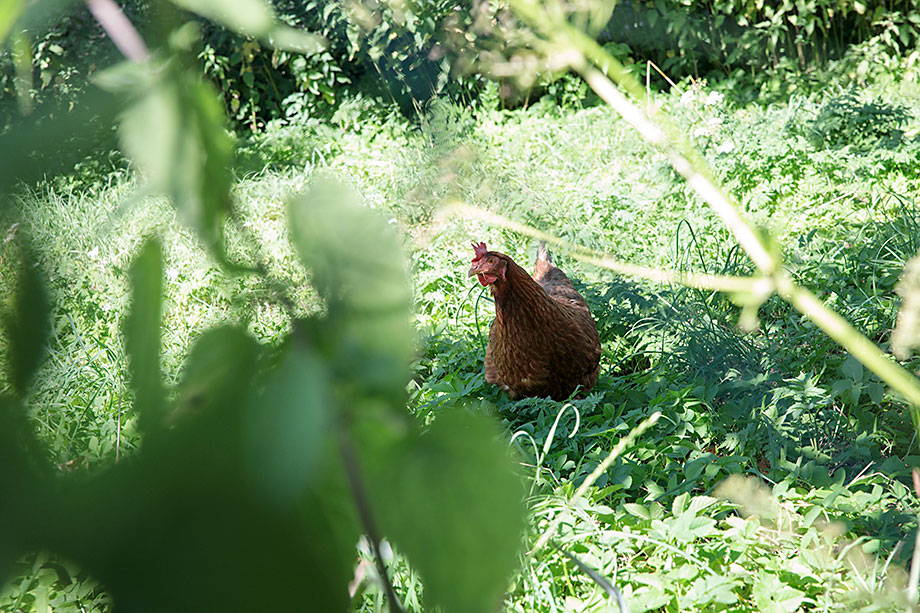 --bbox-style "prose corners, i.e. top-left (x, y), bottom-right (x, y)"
top-left (468, 241), bottom-right (601, 400)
